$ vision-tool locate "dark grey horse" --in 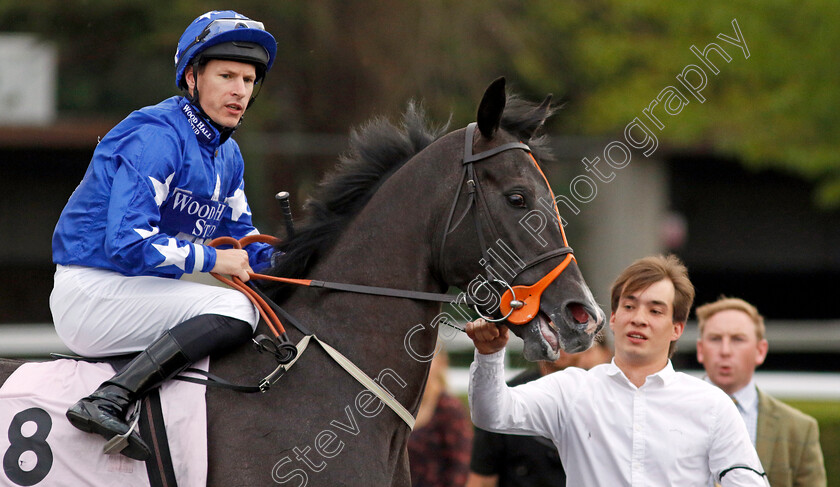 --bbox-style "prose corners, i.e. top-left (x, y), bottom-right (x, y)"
top-left (1, 78), bottom-right (605, 486)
